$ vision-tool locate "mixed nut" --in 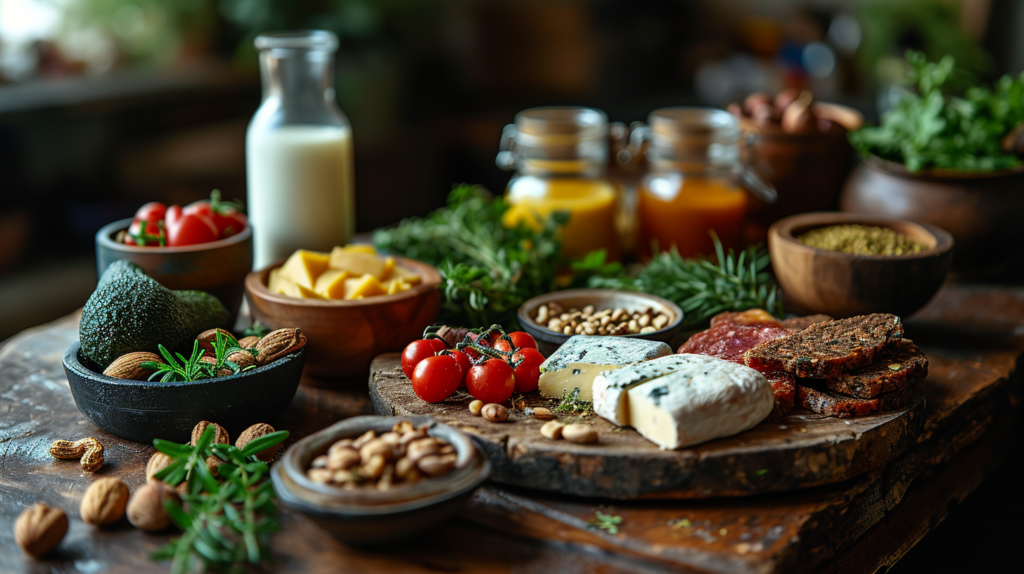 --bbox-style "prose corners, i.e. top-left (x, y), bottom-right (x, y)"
top-left (305, 421), bottom-right (459, 491)
top-left (533, 302), bottom-right (671, 336)
top-left (102, 327), bottom-right (306, 381)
